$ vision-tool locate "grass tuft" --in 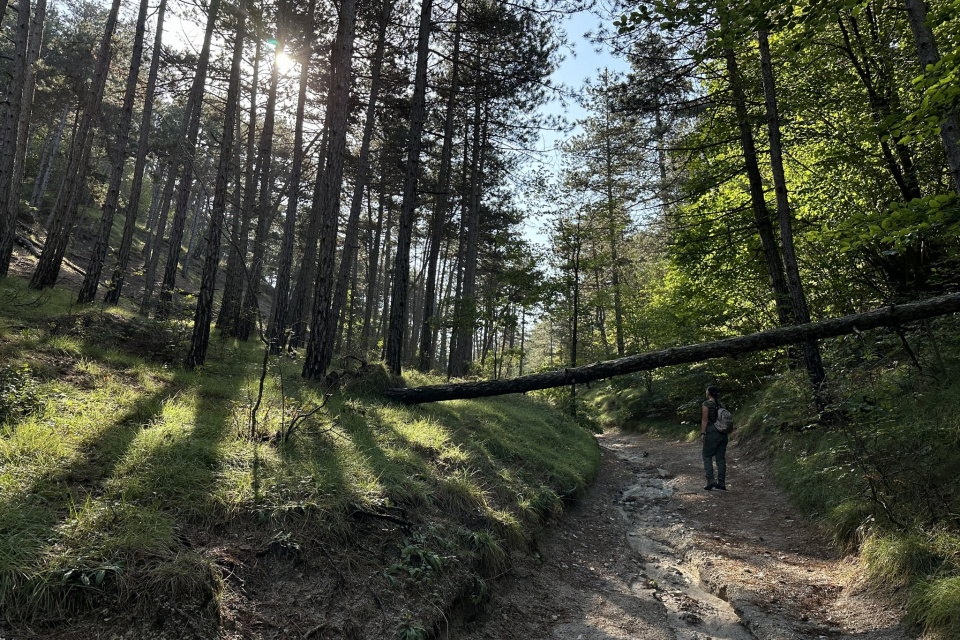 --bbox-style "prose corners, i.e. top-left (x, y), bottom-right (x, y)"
top-left (910, 575), bottom-right (960, 635)
top-left (464, 529), bottom-right (508, 577)
top-left (142, 551), bottom-right (222, 604)
top-left (862, 533), bottom-right (942, 587)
